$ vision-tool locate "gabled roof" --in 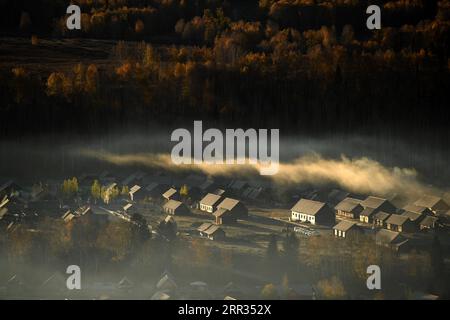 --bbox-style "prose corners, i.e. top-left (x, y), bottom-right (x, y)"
top-left (360, 207), bottom-right (376, 217)
top-left (361, 196), bottom-right (388, 209)
top-left (129, 185), bottom-right (142, 194)
top-left (402, 210), bottom-right (423, 222)
top-left (291, 199), bottom-right (326, 216)
top-left (386, 214), bottom-right (409, 226)
top-left (217, 198), bottom-right (241, 211)
top-left (203, 224), bottom-right (223, 236)
top-left (376, 229), bottom-right (401, 244)
top-left (328, 189), bottom-right (350, 202)
top-left (333, 220), bottom-right (357, 232)
top-left (420, 216), bottom-right (439, 227)
top-left (213, 208), bottom-right (229, 218)
top-left (414, 195), bottom-right (448, 209)
top-left (163, 188), bottom-right (178, 198)
top-left (74, 206), bottom-right (91, 216)
top-left (214, 188), bottom-right (226, 196)
top-left (200, 193), bottom-right (222, 207)
top-left (163, 200), bottom-right (183, 211)
top-left (373, 211), bottom-right (391, 221)
top-left (403, 204), bottom-right (429, 214)
top-left (123, 203), bottom-right (133, 211)
top-left (335, 197), bottom-right (362, 213)
top-left (164, 215), bottom-right (176, 224)
top-left (62, 210), bottom-right (75, 222)
top-left (198, 222), bottom-right (213, 232)
top-left (0, 197), bottom-right (10, 209)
